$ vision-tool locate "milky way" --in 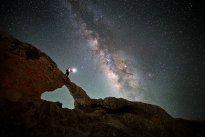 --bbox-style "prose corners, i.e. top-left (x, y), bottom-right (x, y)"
top-left (66, 0), bottom-right (144, 100)
top-left (1, 0), bottom-right (204, 120)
